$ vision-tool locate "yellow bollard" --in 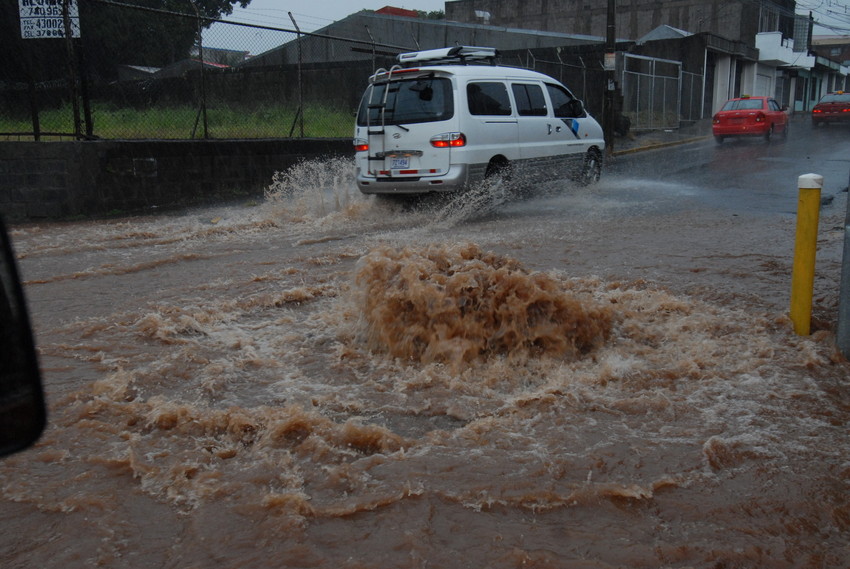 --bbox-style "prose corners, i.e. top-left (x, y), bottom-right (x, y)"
top-left (790, 173), bottom-right (824, 336)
